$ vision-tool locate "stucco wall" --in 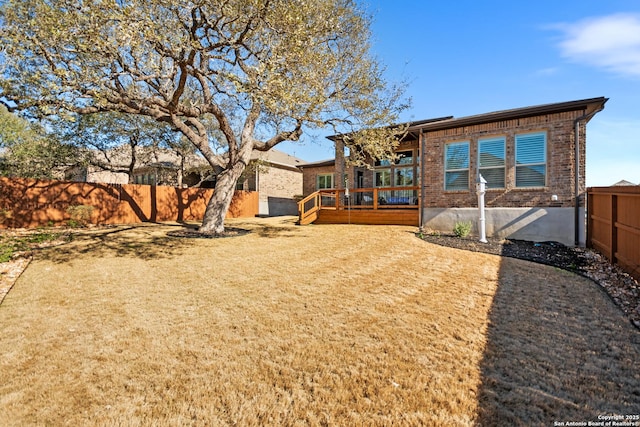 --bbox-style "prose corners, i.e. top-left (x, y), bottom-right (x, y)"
top-left (422, 207), bottom-right (585, 246)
